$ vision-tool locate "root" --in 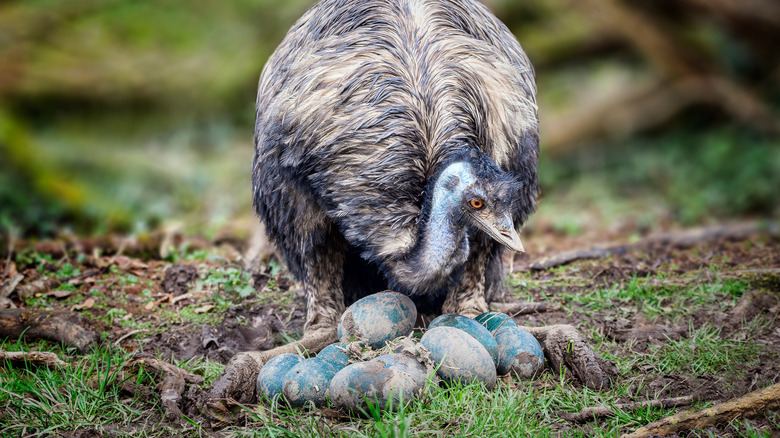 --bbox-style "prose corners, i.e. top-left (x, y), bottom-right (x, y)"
top-left (0, 309), bottom-right (97, 352)
top-left (558, 395), bottom-right (696, 422)
top-left (0, 350), bottom-right (68, 367)
top-left (108, 354), bottom-right (205, 425)
top-left (622, 383), bottom-right (780, 437)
